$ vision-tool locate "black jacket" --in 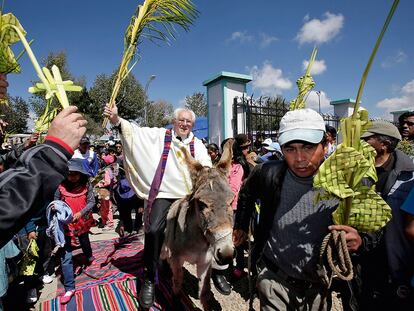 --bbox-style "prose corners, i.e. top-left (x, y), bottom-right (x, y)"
top-left (234, 160), bottom-right (287, 261)
top-left (0, 139), bottom-right (72, 248)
